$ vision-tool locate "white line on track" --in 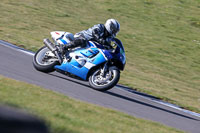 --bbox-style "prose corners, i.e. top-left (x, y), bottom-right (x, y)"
top-left (1, 40), bottom-right (200, 118)
top-left (117, 86), bottom-right (200, 118)
top-left (18, 49), bottom-right (34, 56)
top-left (0, 40), bottom-right (34, 56)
